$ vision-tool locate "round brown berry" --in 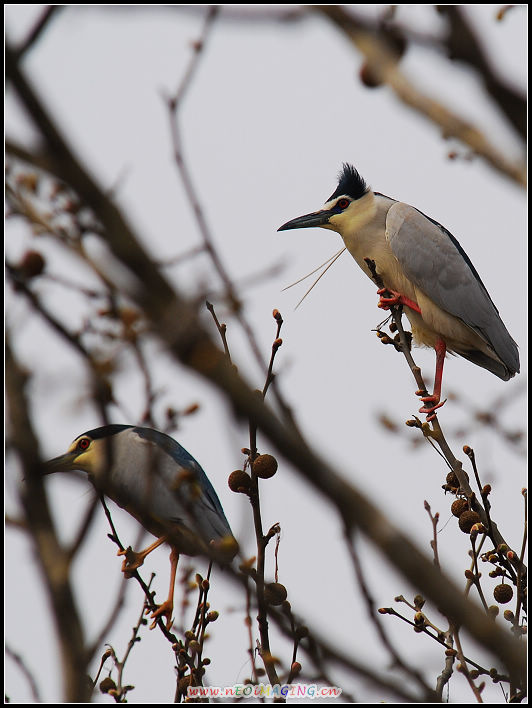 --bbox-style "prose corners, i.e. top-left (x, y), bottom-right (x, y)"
top-left (446, 471), bottom-right (460, 488)
top-left (228, 470), bottom-right (251, 493)
top-left (264, 582), bottom-right (287, 606)
top-left (19, 250), bottom-right (45, 279)
top-left (252, 454), bottom-right (278, 479)
top-left (178, 676), bottom-right (193, 696)
top-left (493, 583), bottom-right (513, 604)
top-left (458, 510), bottom-right (481, 533)
top-left (359, 63), bottom-right (382, 88)
top-left (451, 498), bottom-right (468, 517)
